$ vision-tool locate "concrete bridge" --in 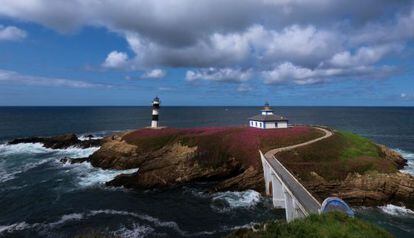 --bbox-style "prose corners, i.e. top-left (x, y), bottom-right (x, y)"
top-left (260, 127), bottom-right (333, 221)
